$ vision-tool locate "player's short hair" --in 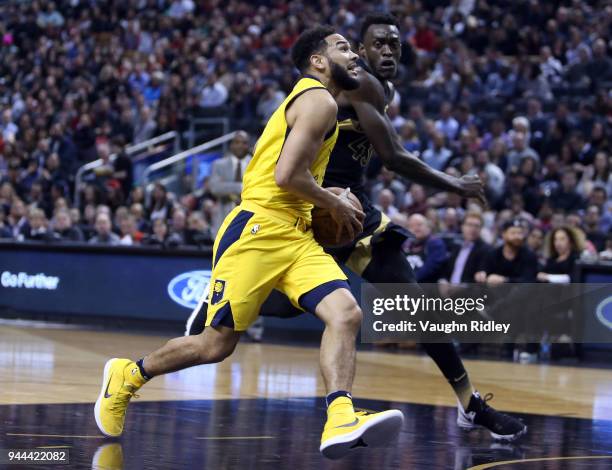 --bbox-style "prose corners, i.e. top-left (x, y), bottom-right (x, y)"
top-left (291, 25), bottom-right (336, 72)
top-left (360, 13), bottom-right (400, 40)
